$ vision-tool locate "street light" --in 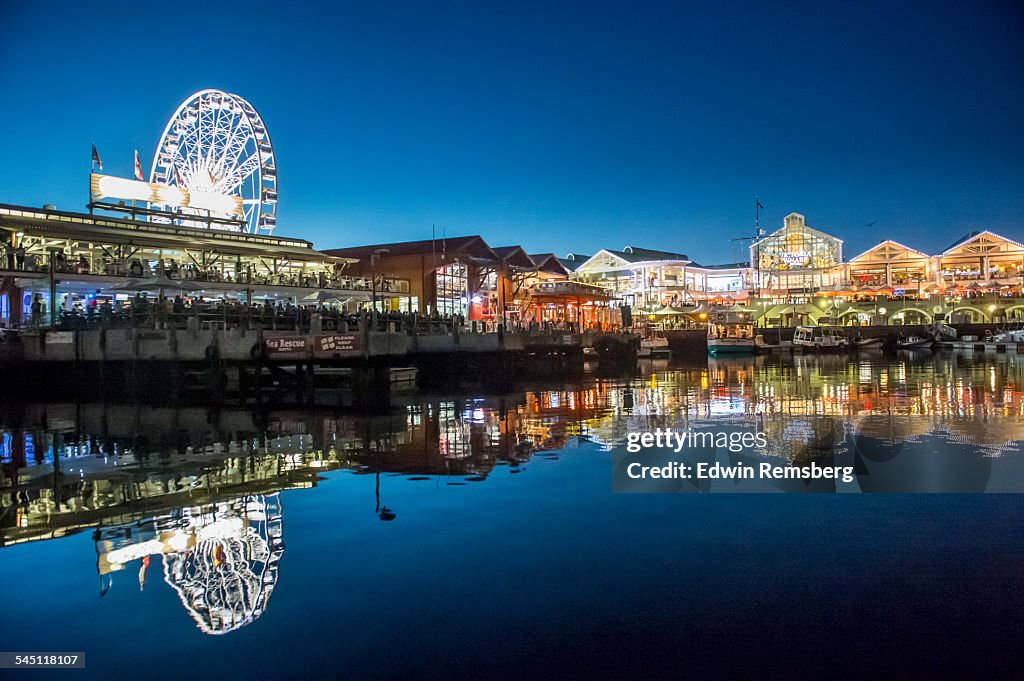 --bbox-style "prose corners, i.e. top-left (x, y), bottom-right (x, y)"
top-left (370, 248), bottom-right (390, 314)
